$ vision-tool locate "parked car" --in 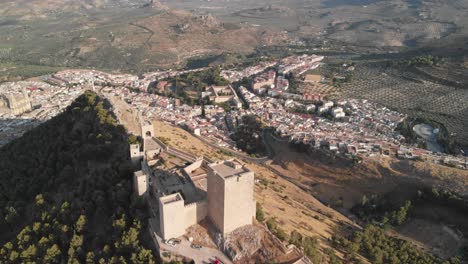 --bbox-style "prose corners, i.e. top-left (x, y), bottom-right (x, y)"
top-left (167, 238), bottom-right (181, 245)
top-left (191, 244), bottom-right (202, 249)
top-left (165, 241), bottom-right (176, 247)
